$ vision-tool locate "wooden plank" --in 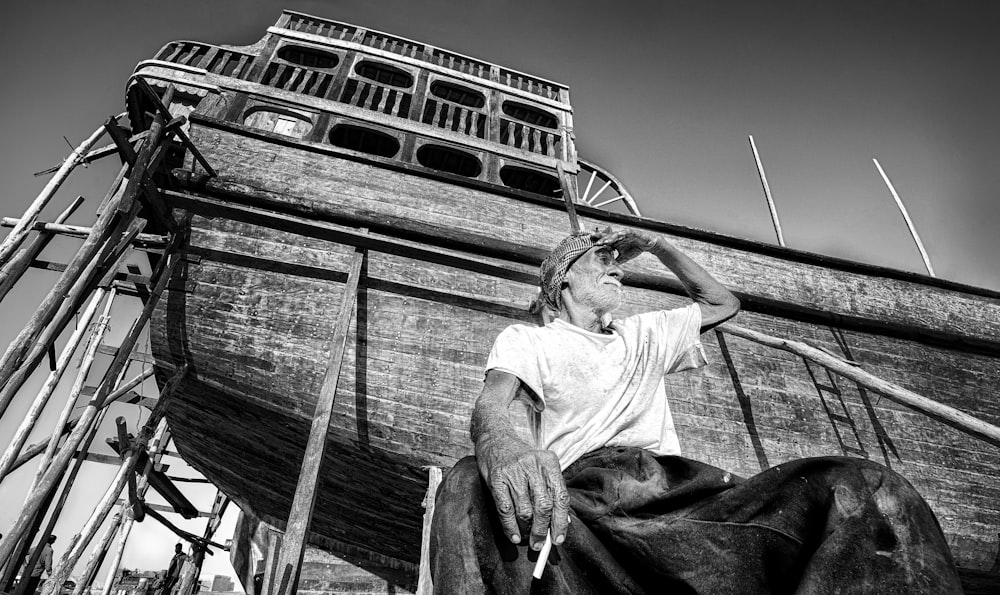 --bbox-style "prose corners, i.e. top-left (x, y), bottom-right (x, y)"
top-left (270, 246), bottom-right (366, 595)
